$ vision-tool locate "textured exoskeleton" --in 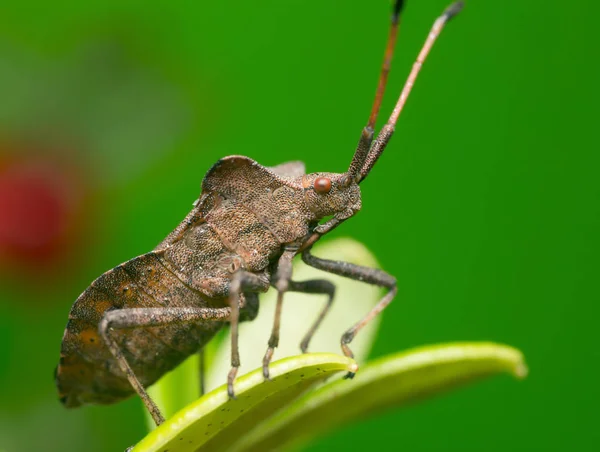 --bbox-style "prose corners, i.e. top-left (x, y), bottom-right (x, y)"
top-left (56, 156), bottom-right (360, 407)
